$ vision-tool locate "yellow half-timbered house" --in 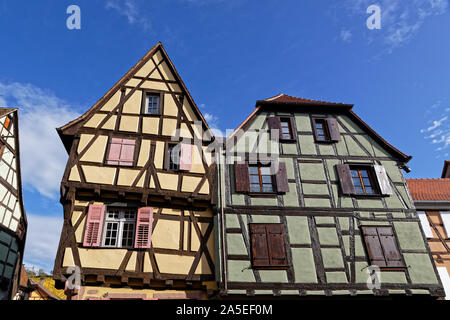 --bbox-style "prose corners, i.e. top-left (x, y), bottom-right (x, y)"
top-left (53, 43), bottom-right (217, 300)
